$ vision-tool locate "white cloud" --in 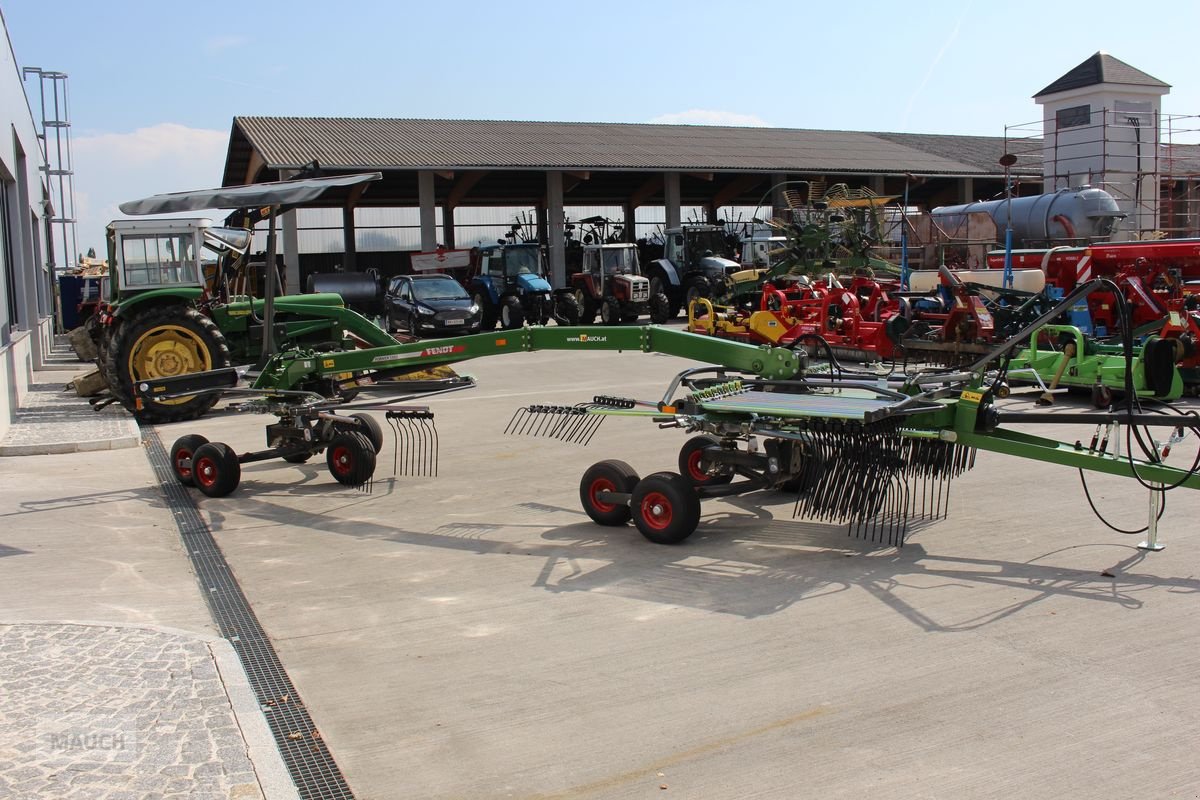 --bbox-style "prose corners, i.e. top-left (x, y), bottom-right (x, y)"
top-left (648, 109), bottom-right (770, 127)
top-left (71, 124), bottom-right (229, 255)
top-left (204, 35), bottom-right (249, 53)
